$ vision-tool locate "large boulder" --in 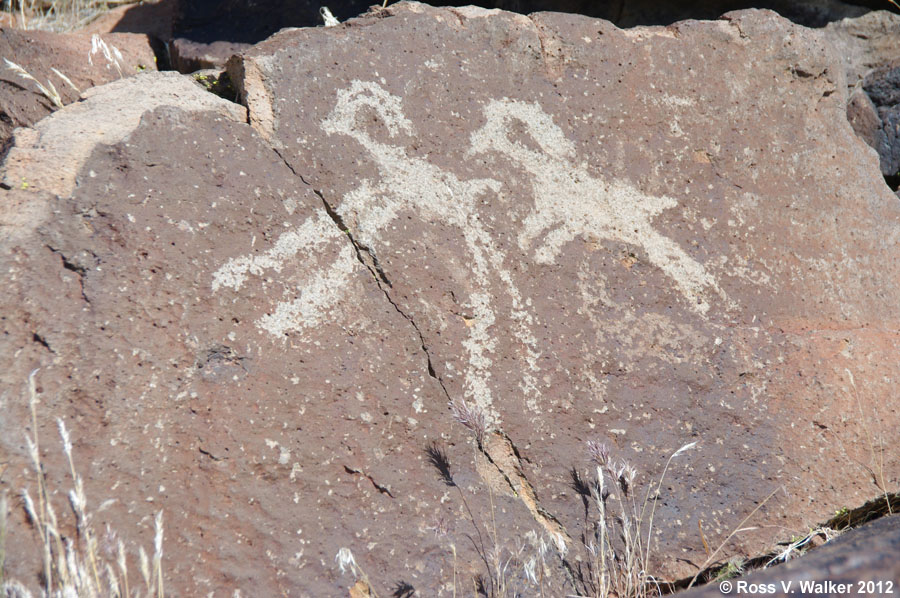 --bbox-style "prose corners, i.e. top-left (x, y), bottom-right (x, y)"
top-left (2, 4), bottom-right (899, 597)
top-left (168, 0), bottom-right (878, 38)
top-left (161, 0), bottom-right (883, 74)
top-left (1, 71), bottom-right (448, 597)
top-left (229, 0), bottom-right (900, 586)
